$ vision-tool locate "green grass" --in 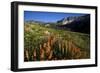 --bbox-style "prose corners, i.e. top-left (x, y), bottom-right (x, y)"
top-left (24, 23), bottom-right (90, 61)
